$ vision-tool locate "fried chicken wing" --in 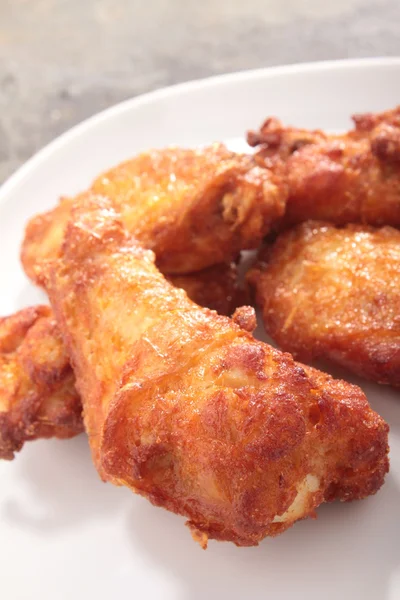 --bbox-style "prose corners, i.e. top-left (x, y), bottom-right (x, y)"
top-left (0, 263), bottom-right (247, 459)
top-left (0, 306), bottom-right (83, 460)
top-left (247, 222), bottom-right (400, 386)
top-left (43, 197), bottom-right (388, 546)
top-left (248, 106), bottom-right (400, 228)
top-left (21, 144), bottom-right (286, 283)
